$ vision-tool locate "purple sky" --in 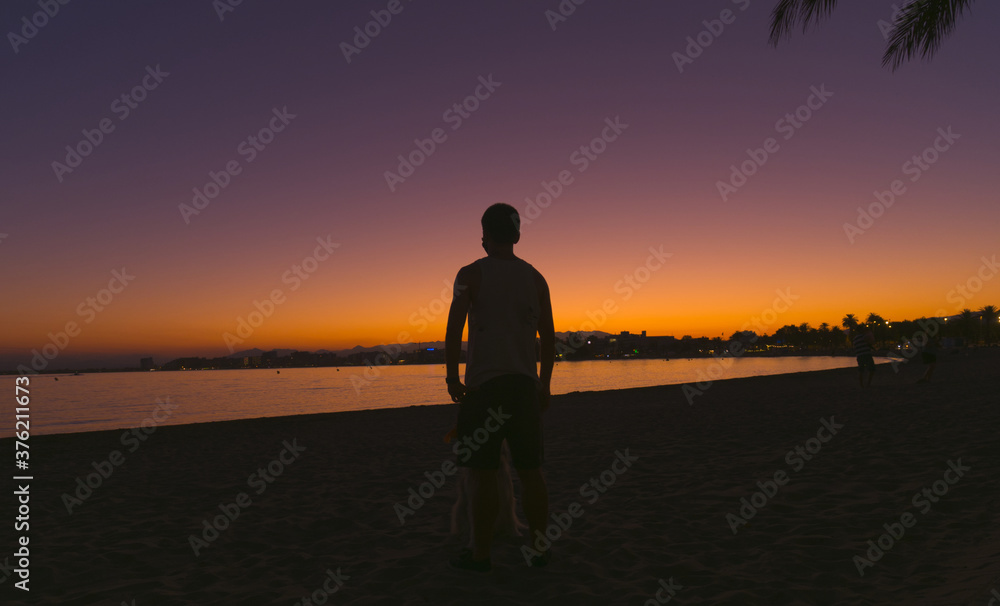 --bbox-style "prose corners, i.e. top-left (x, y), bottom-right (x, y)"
top-left (2, 0), bottom-right (998, 370)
